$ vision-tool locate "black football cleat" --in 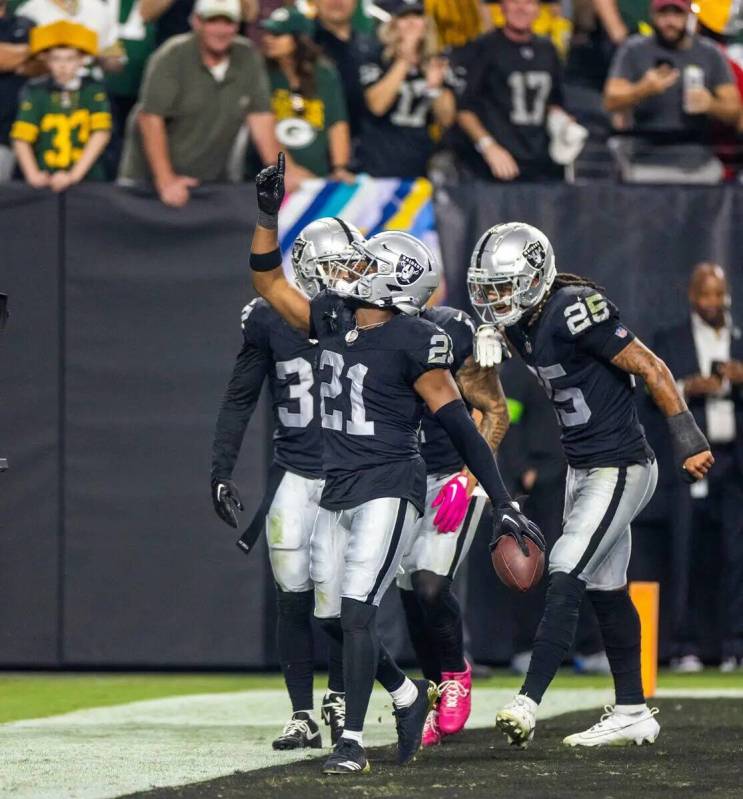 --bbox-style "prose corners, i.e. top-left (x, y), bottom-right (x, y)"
top-left (321, 691), bottom-right (346, 745)
top-left (393, 679), bottom-right (437, 765)
top-left (322, 737), bottom-right (370, 774)
top-left (272, 711), bottom-right (322, 750)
